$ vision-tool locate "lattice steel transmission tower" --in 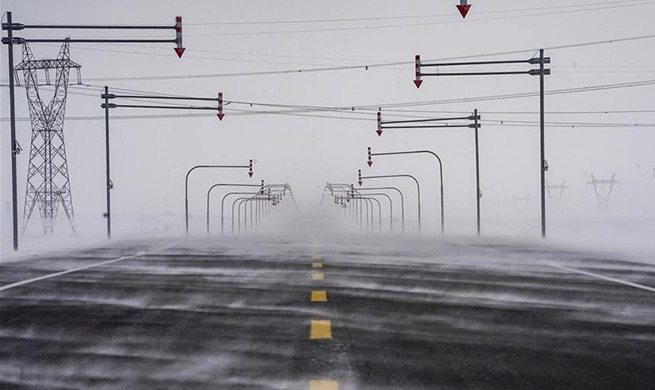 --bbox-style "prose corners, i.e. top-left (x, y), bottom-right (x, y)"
top-left (546, 179), bottom-right (569, 208)
top-left (15, 40), bottom-right (81, 234)
top-left (586, 173), bottom-right (620, 210)
top-left (510, 193), bottom-right (531, 212)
